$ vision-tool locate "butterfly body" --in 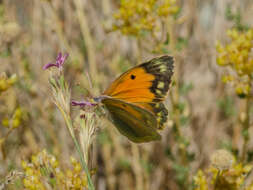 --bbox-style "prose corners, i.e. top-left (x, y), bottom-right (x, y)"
top-left (96, 56), bottom-right (174, 143)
